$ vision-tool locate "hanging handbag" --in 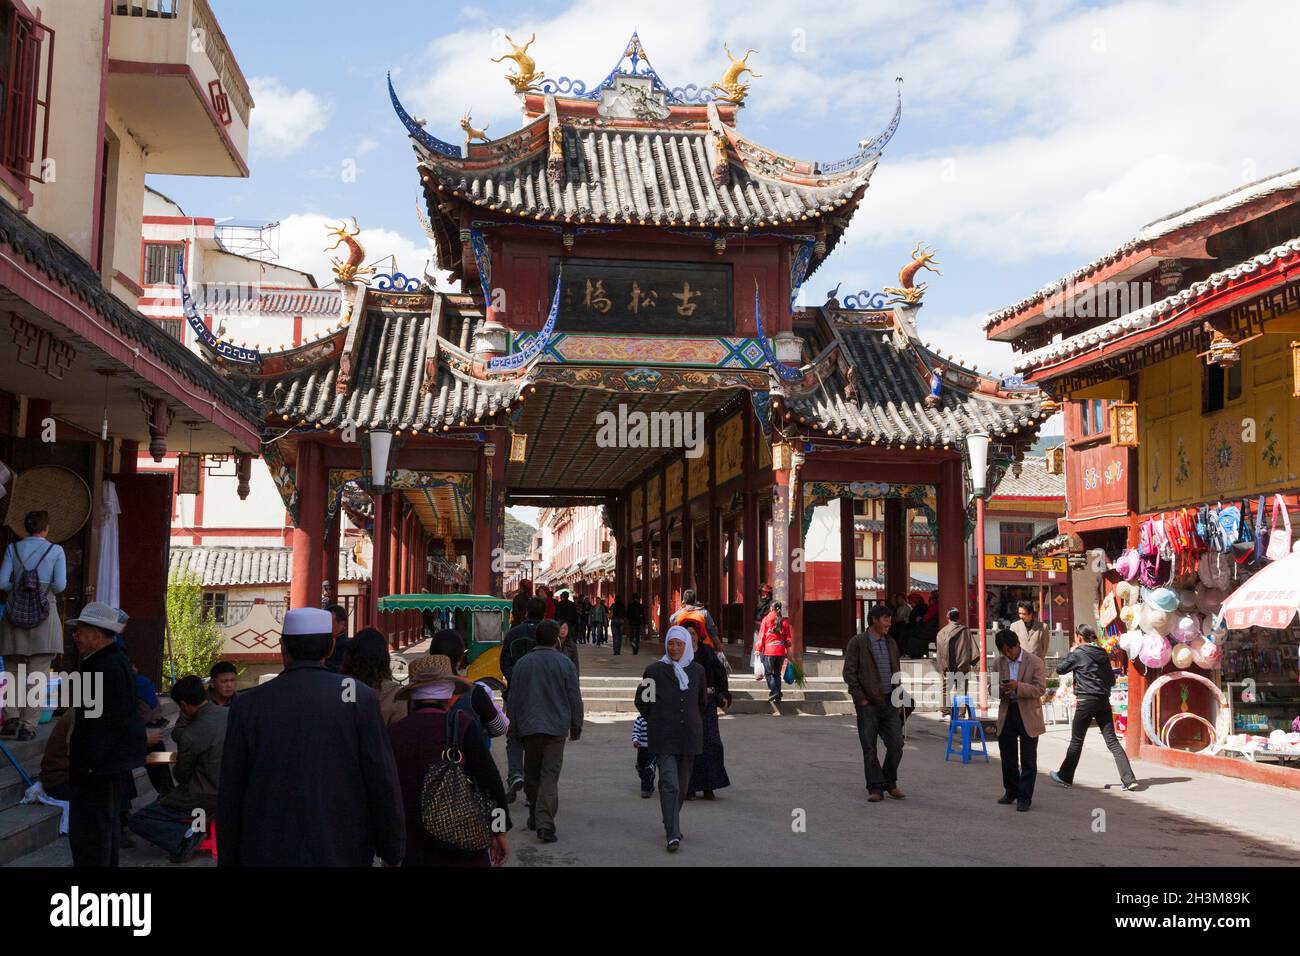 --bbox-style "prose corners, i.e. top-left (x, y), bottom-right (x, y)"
top-left (418, 708), bottom-right (495, 855)
top-left (1265, 494), bottom-right (1292, 561)
top-left (782, 658), bottom-right (795, 685)
top-left (1097, 592), bottom-right (1120, 629)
